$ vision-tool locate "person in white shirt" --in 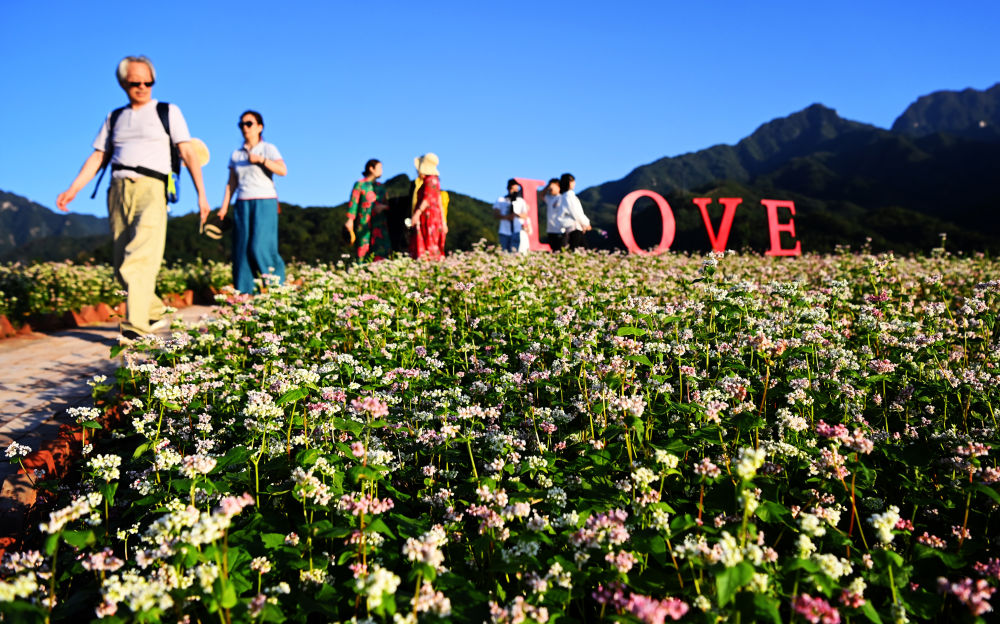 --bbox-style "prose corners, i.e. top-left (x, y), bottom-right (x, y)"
top-left (493, 178), bottom-right (531, 253)
top-left (218, 110), bottom-right (288, 293)
top-left (56, 55), bottom-right (210, 340)
top-left (554, 173), bottom-right (591, 250)
top-left (540, 178), bottom-right (565, 250)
